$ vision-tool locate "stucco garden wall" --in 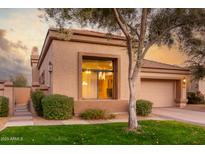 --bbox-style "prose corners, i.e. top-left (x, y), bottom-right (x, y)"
top-left (14, 87), bottom-right (30, 105)
top-left (0, 81), bottom-right (14, 116)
